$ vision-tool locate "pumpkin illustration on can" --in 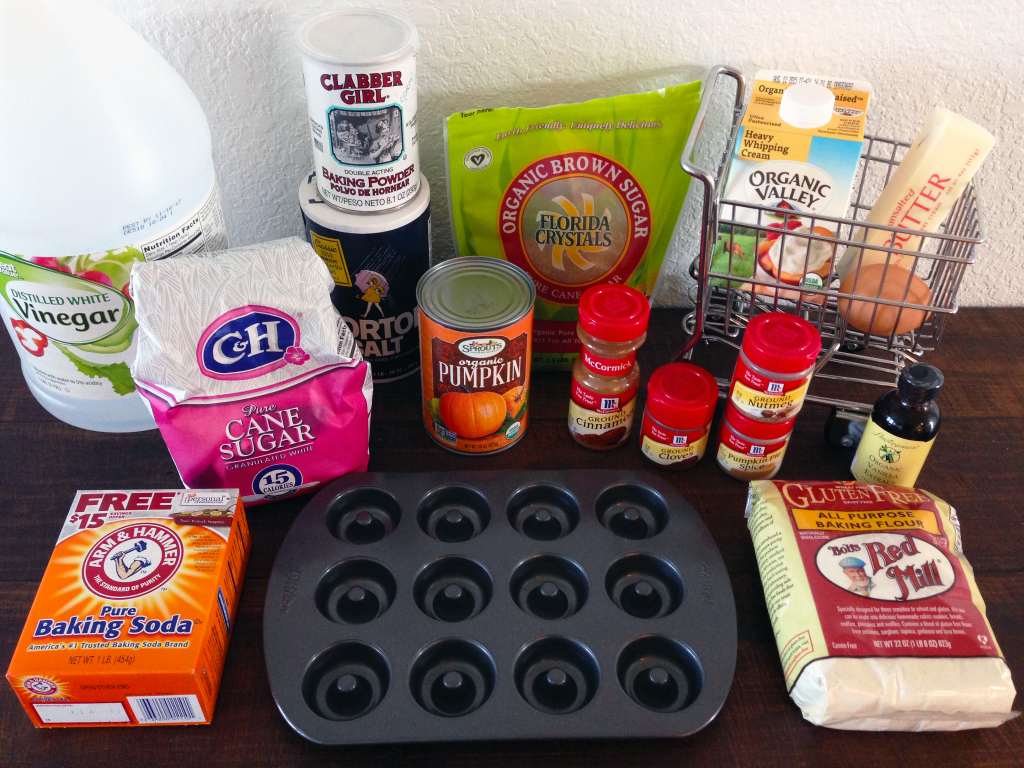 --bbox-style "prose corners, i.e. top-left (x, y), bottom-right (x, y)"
top-left (417, 257), bottom-right (535, 454)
